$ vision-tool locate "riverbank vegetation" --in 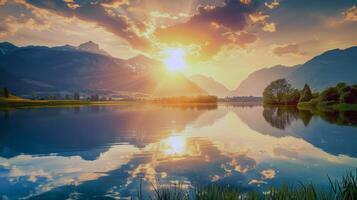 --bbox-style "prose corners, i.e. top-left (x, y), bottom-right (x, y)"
top-left (263, 80), bottom-right (357, 111)
top-left (134, 170), bottom-right (357, 200)
top-left (150, 96), bottom-right (218, 104)
top-left (1, 88), bottom-right (218, 108)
